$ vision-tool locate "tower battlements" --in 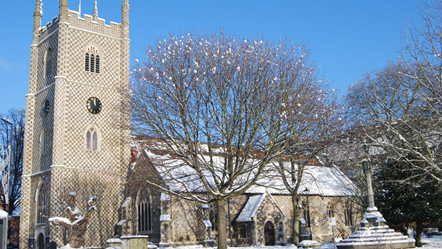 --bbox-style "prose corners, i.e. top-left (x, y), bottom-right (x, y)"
top-left (38, 9), bottom-right (122, 40)
top-left (38, 16), bottom-right (59, 41)
top-left (66, 9), bottom-right (122, 39)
